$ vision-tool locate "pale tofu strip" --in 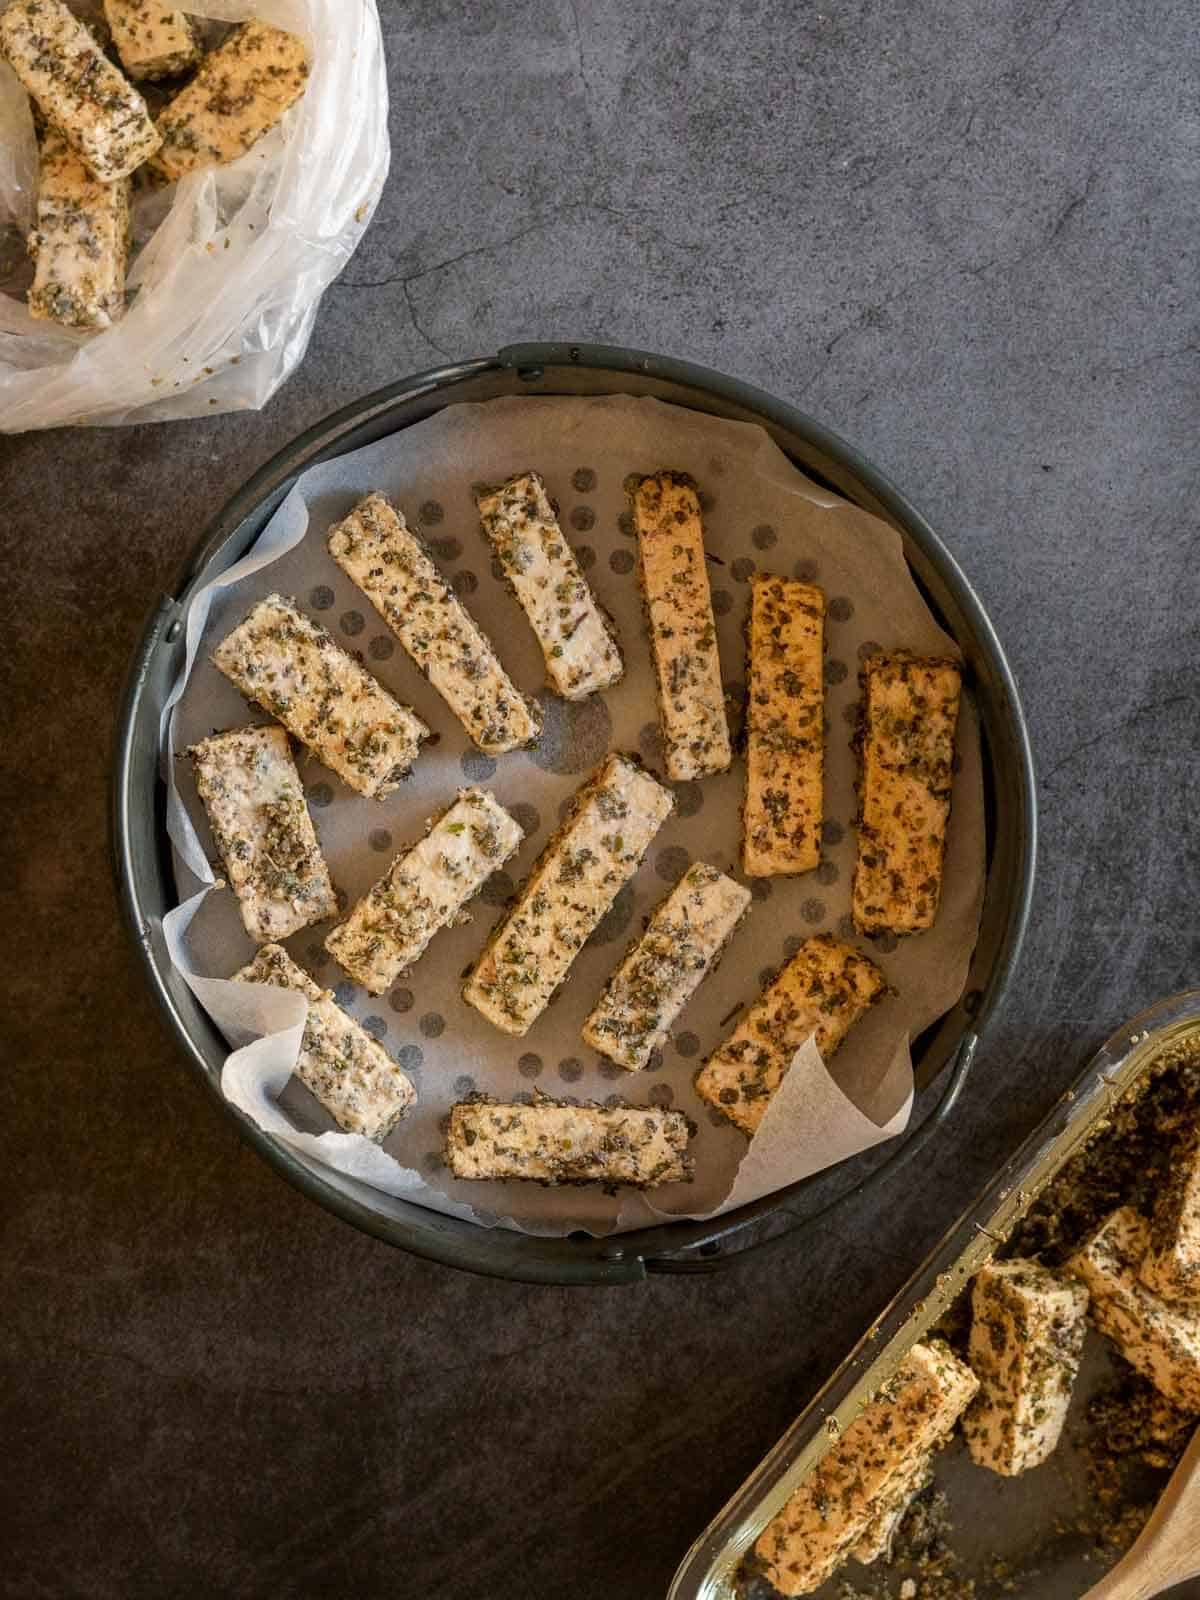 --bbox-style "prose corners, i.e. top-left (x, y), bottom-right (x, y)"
top-left (444, 1094), bottom-right (691, 1188)
top-left (851, 1453), bottom-right (933, 1566)
top-left (28, 128), bottom-right (129, 332)
top-left (755, 1341), bottom-right (979, 1597)
top-left (325, 789), bottom-right (524, 995)
top-left (743, 574), bottom-right (825, 875)
top-left (582, 862), bottom-right (750, 1070)
top-left (476, 471), bottom-right (623, 701)
top-left (234, 944), bottom-right (416, 1140)
top-left (852, 650), bottom-right (961, 936)
top-left (463, 753), bottom-right (673, 1036)
top-left (1141, 1122), bottom-right (1200, 1302)
top-left (327, 493), bottom-right (541, 755)
top-left (213, 594), bottom-right (430, 800)
top-left (0, 0), bottom-right (160, 181)
top-left (1069, 1206), bottom-right (1200, 1410)
top-left (155, 21), bottom-right (309, 180)
top-left (103, 0), bottom-right (199, 80)
top-left (695, 933), bottom-right (887, 1137)
top-left (190, 725), bottom-right (336, 944)
top-left (629, 470), bottom-right (731, 781)
top-left (963, 1258), bottom-right (1088, 1476)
